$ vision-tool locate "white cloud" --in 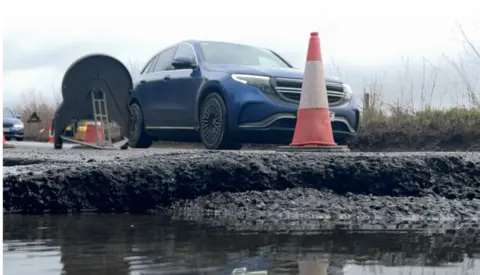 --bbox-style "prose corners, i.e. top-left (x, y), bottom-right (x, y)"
top-left (2, 0), bottom-right (480, 108)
